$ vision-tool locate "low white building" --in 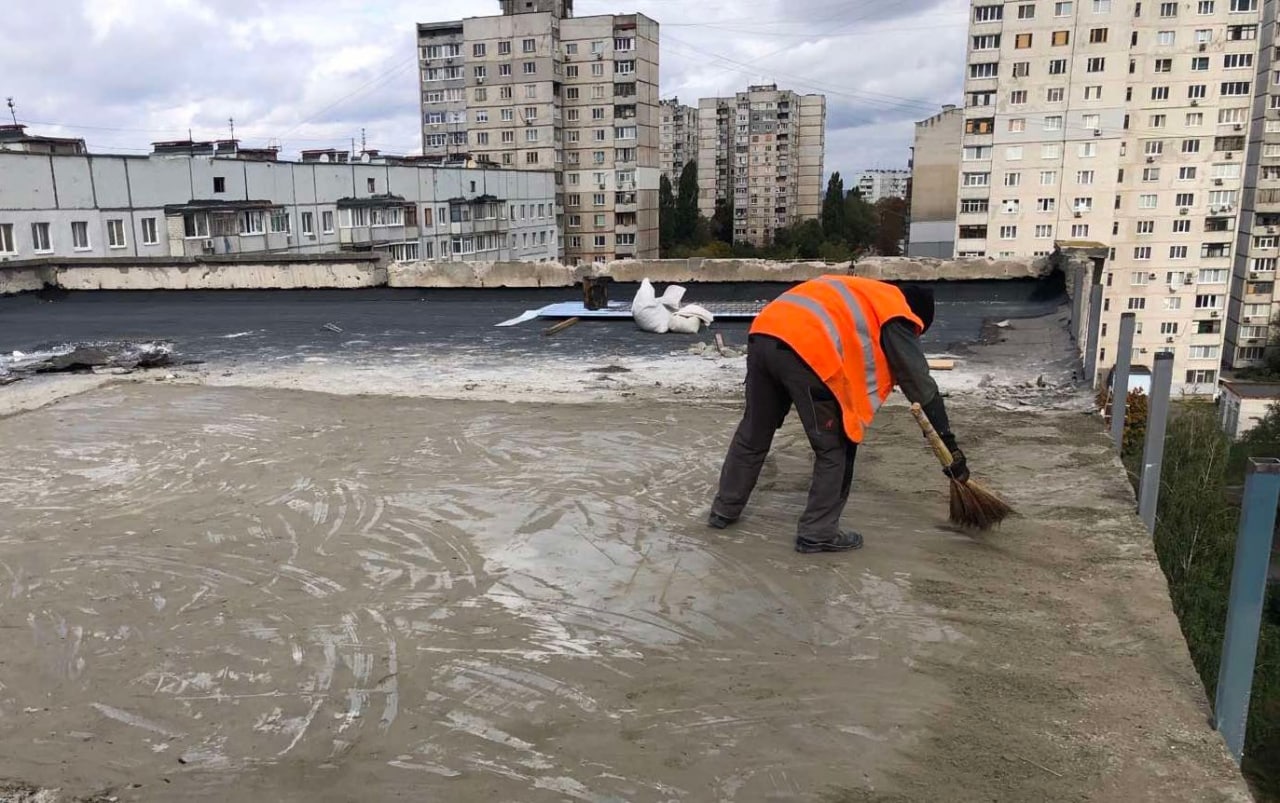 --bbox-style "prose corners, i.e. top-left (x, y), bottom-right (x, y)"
top-left (1220, 380), bottom-right (1280, 440)
top-left (0, 138), bottom-right (559, 264)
